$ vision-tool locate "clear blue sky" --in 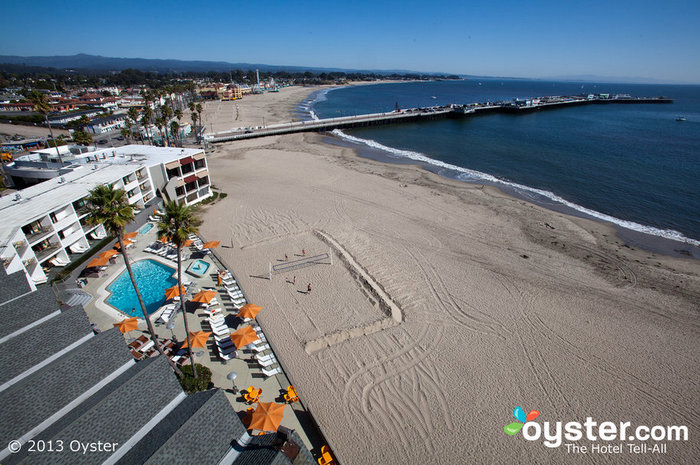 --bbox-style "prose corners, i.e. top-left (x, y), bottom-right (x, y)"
top-left (2, 0), bottom-right (700, 83)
